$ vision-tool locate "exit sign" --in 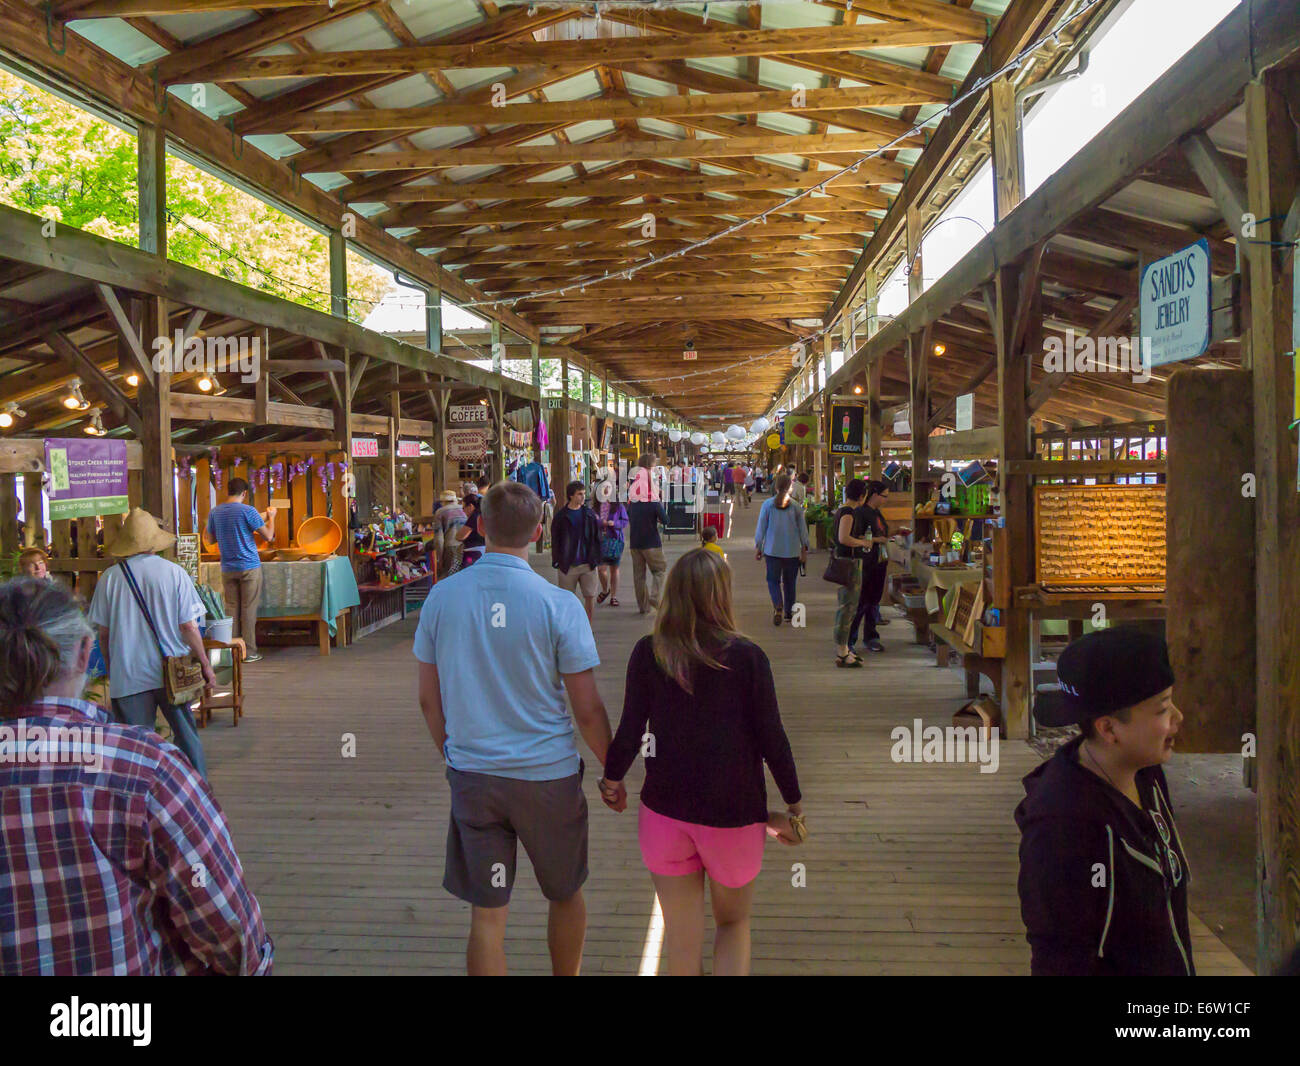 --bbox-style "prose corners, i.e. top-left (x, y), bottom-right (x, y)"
top-left (683, 348), bottom-right (697, 360)
top-left (545, 397), bottom-right (564, 409)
